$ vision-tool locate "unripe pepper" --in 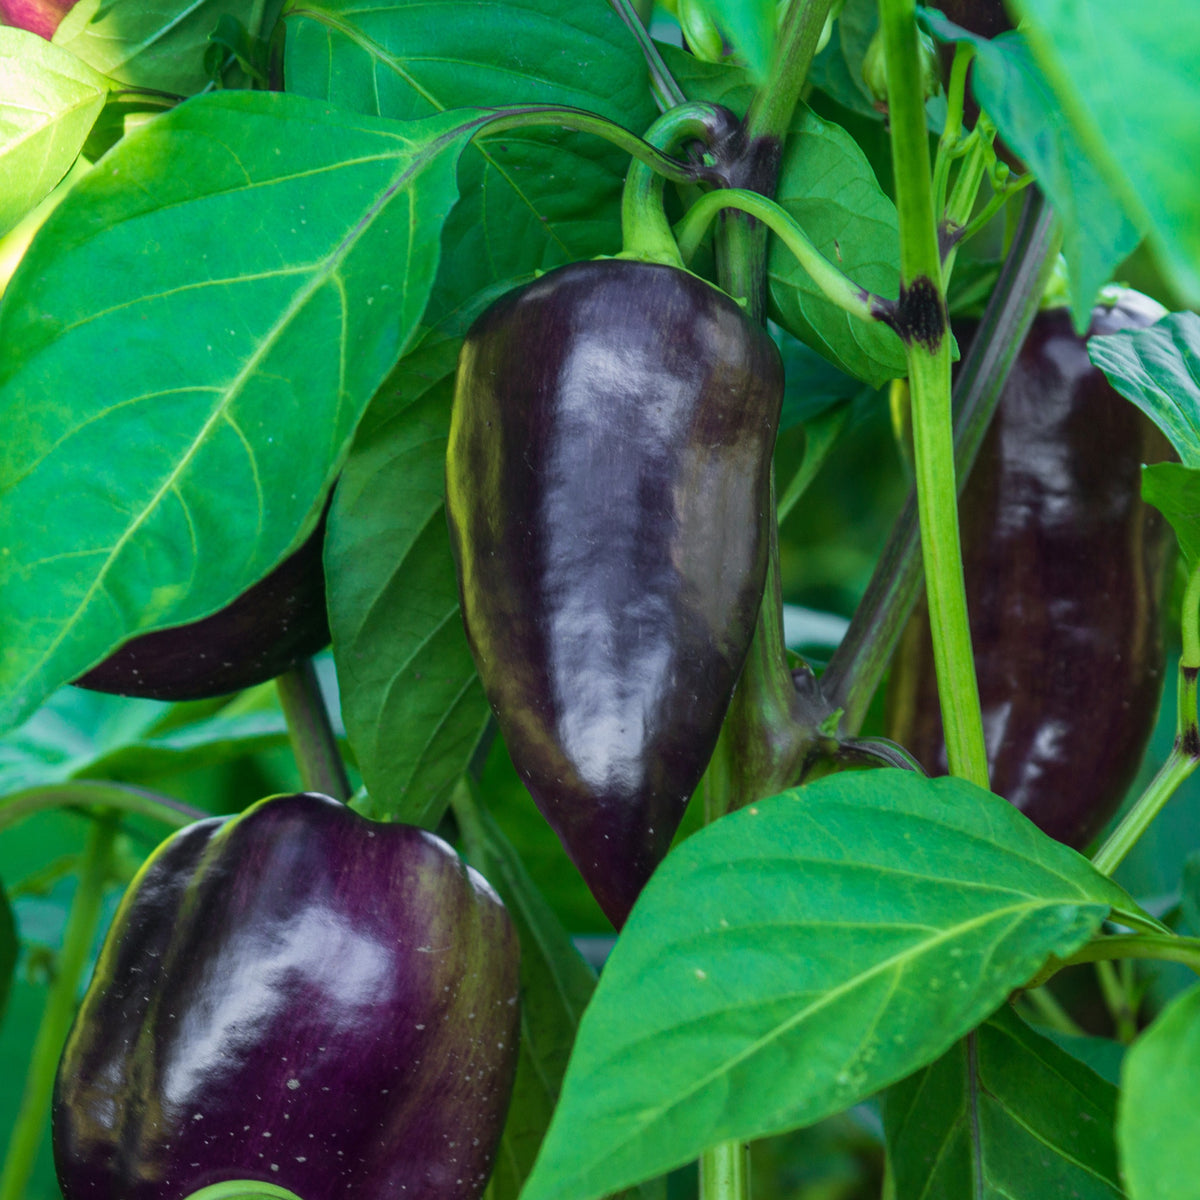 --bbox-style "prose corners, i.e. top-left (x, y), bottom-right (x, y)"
top-left (53, 792), bottom-right (520, 1200)
top-left (886, 292), bottom-right (1173, 847)
top-left (72, 504), bottom-right (331, 701)
top-left (446, 260), bottom-right (784, 927)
